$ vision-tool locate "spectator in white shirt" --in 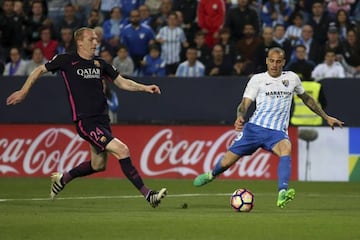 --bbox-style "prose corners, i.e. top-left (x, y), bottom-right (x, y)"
top-left (3, 47), bottom-right (27, 76)
top-left (311, 49), bottom-right (346, 81)
top-left (175, 46), bottom-right (205, 77)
